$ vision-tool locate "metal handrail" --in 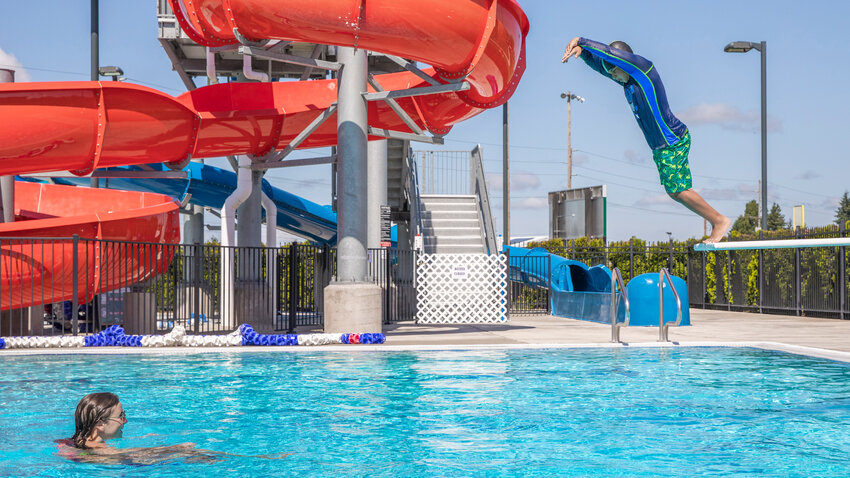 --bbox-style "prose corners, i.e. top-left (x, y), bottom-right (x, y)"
top-left (658, 267), bottom-right (682, 342)
top-left (470, 145), bottom-right (497, 254)
top-left (404, 146), bottom-right (424, 248)
top-left (610, 267), bottom-right (631, 343)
